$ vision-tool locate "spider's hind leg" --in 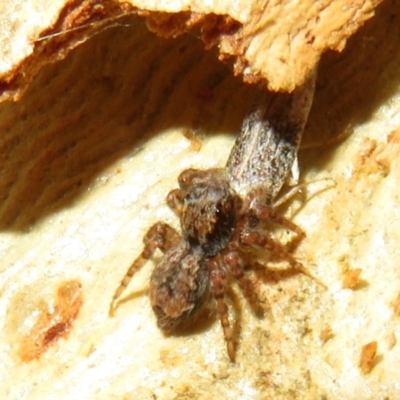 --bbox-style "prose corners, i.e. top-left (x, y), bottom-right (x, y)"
top-left (210, 258), bottom-right (236, 361)
top-left (109, 222), bottom-right (180, 316)
top-left (224, 251), bottom-right (265, 317)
